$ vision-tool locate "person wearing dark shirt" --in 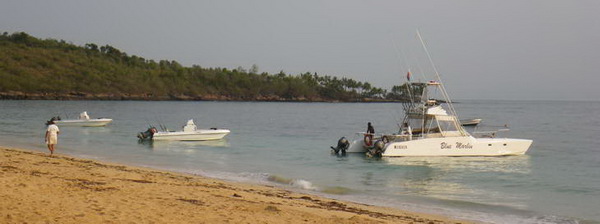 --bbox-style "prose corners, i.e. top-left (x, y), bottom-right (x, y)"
top-left (367, 122), bottom-right (375, 134)
top-left (365, 122), bottom-right (375, 145)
